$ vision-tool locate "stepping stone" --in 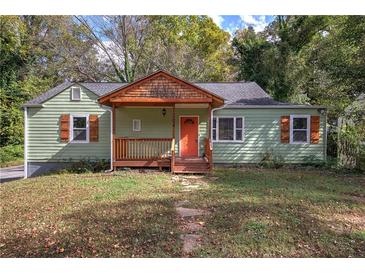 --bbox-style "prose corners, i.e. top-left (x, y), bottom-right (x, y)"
top-left (181, 181), bottom-right (191, 186)
top-left (182, 222), bottom-right (204, 233)
top-left (176, 207), bottom-right (209, 218)
top-left (171, 175), bottom-right (180, 182)
top-left (181, 175), bottom-right (204, 180)
top-left (174, 200), bottom-right (190, 207)
top-left (180, 234), bottom-right (202, 254)
top-left (183, 185), bottom-right (200, 189)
